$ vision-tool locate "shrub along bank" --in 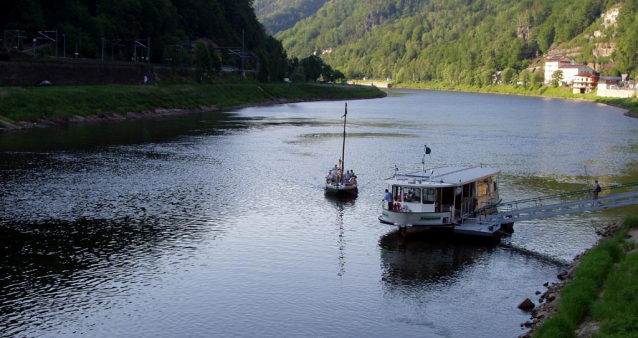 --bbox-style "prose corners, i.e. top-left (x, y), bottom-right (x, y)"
top-left (0, 83), bottom-right (386, 129)
top-left (532, 214), bottom-right (638, 338)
